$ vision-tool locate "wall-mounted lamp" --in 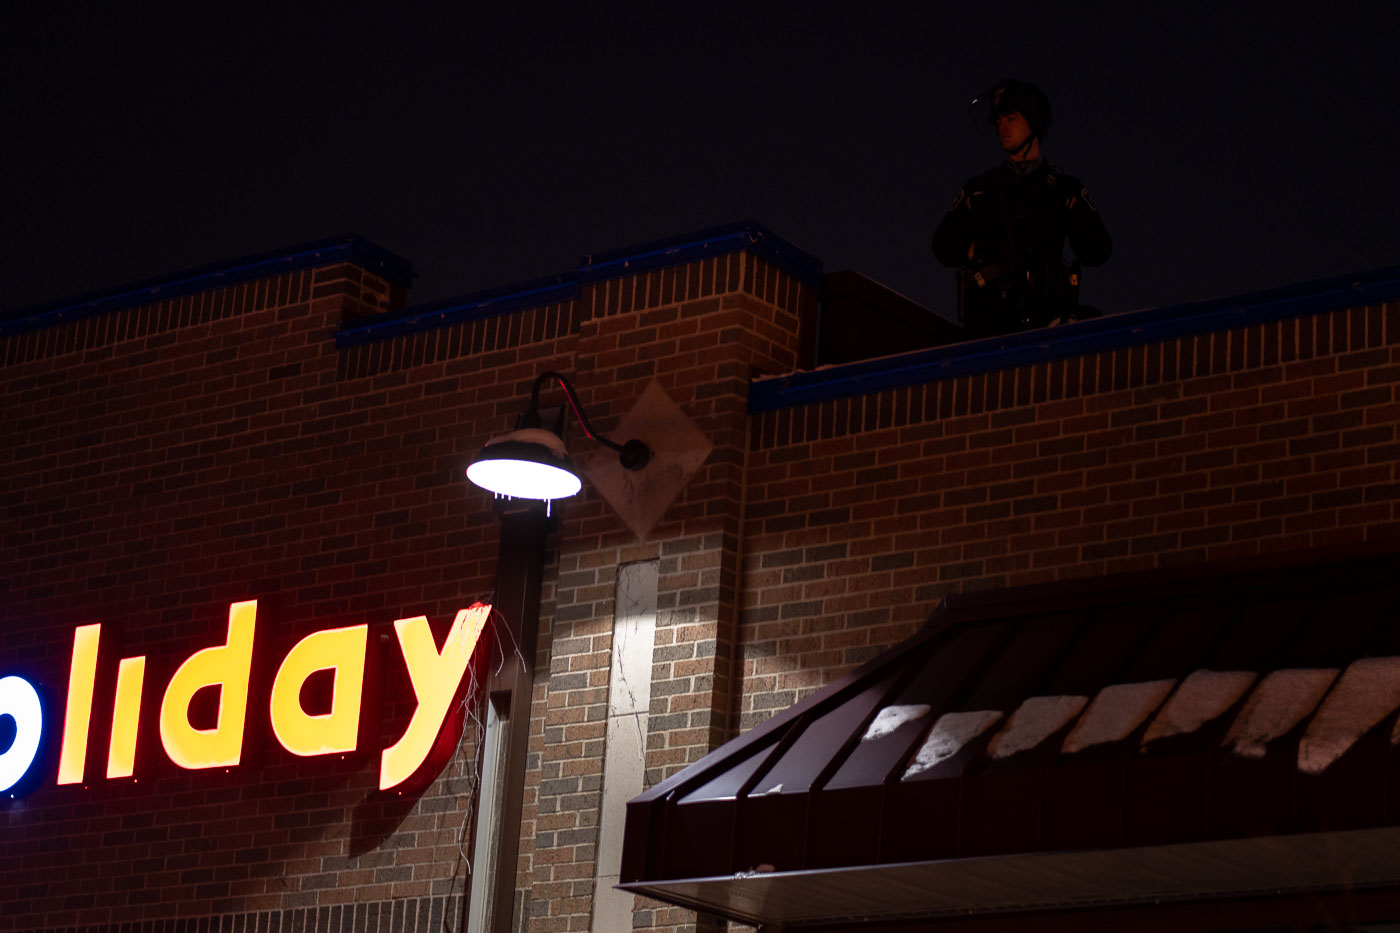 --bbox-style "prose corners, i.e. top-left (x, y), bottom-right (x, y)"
top-left (466, 371), bottom-right (652, 503)
top-left (461, 370), bottom-right (653, 932)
